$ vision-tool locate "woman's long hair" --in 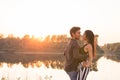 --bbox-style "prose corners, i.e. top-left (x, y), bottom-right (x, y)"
top-left (84, 30), bottom-right (95, 57)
